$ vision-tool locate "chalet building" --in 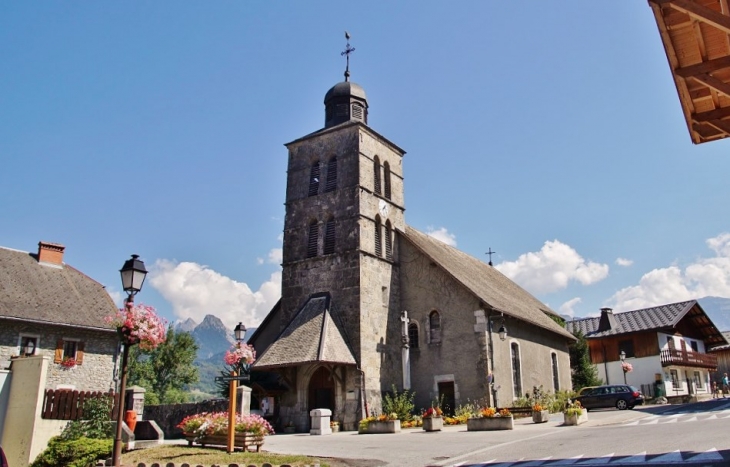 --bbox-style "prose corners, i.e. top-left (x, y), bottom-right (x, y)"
top-left (708, 331), bottom-right (730, 383)
top-left (249, 49), bottom-right (576, 432)
top-left (0, 241), bottom-right (119, 392)
top-left (567, 300), bottom-right (727, 399)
